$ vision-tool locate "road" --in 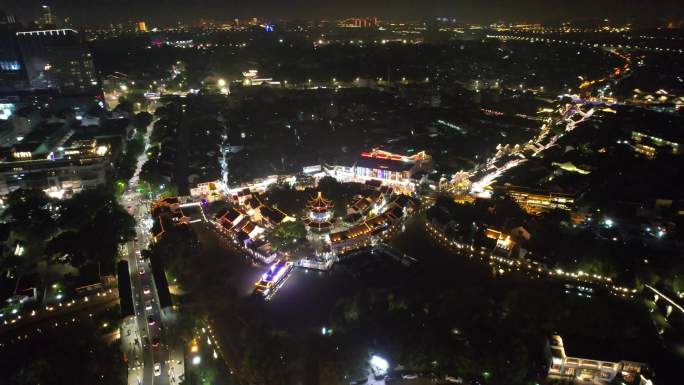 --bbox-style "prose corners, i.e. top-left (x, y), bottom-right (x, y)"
top-left (121, 115), bottom-right (184, 385)
top-left (466, 39), bottom-right (634, 194)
